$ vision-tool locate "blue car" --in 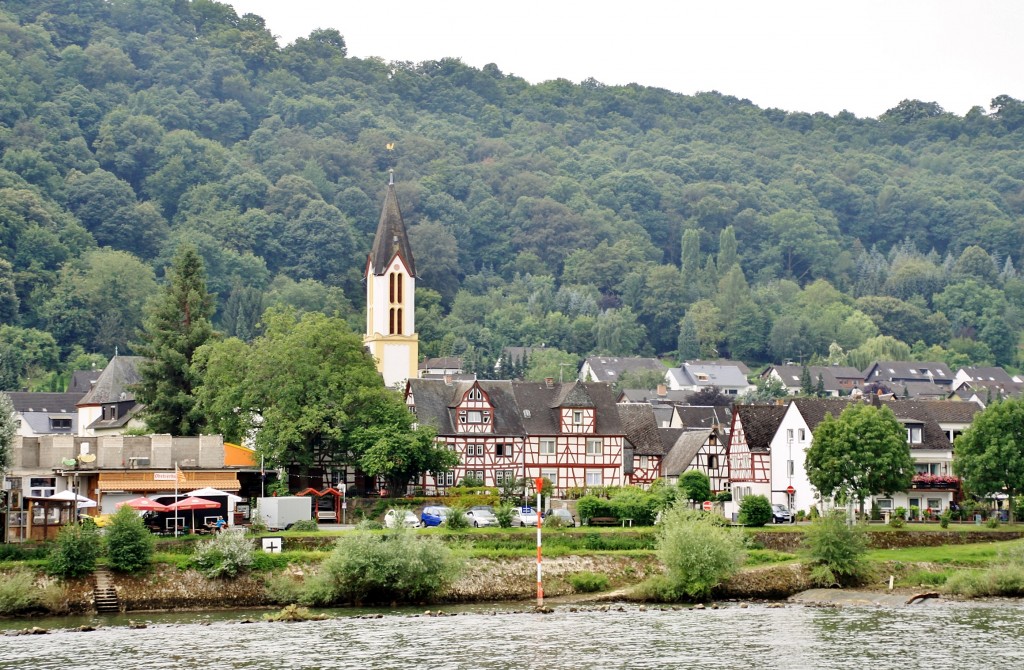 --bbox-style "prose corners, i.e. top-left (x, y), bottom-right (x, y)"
top-left (421, 505), bottom-right (451, 527)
